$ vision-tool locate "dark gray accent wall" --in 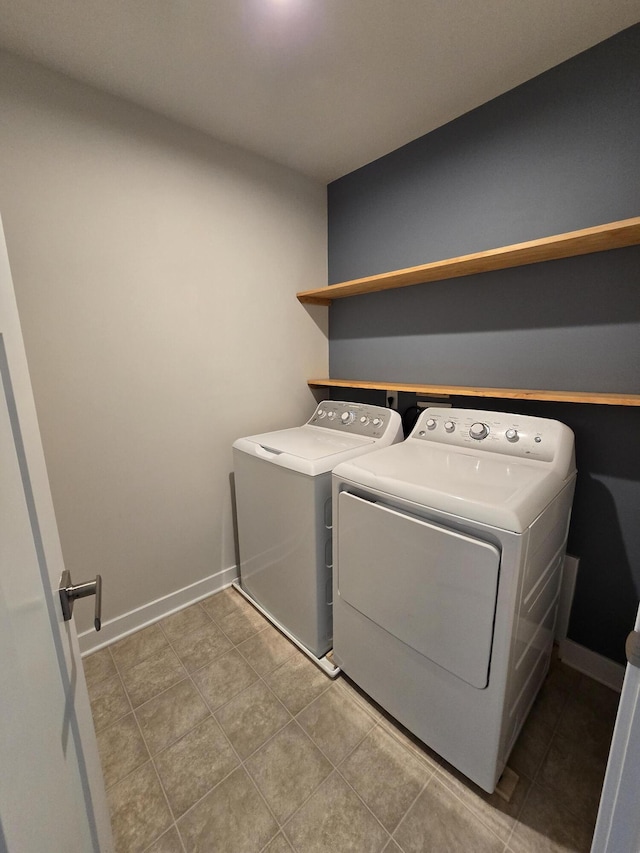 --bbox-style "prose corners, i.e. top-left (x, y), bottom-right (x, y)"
top-left (327, 25), bottom-right (640, 665)
top-left (329, 25), bottom-right (640, 283)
